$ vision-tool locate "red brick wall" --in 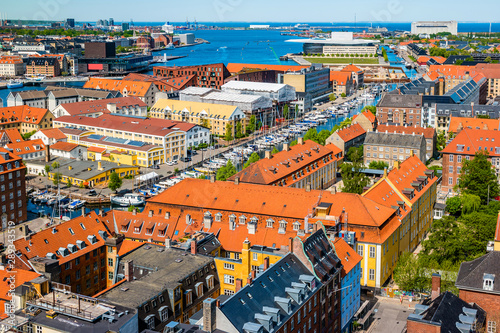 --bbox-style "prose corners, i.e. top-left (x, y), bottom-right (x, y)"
top-left (459, 289), bottom-right (500, 324)
top-left (407, 320), bottom-right (441, 333)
